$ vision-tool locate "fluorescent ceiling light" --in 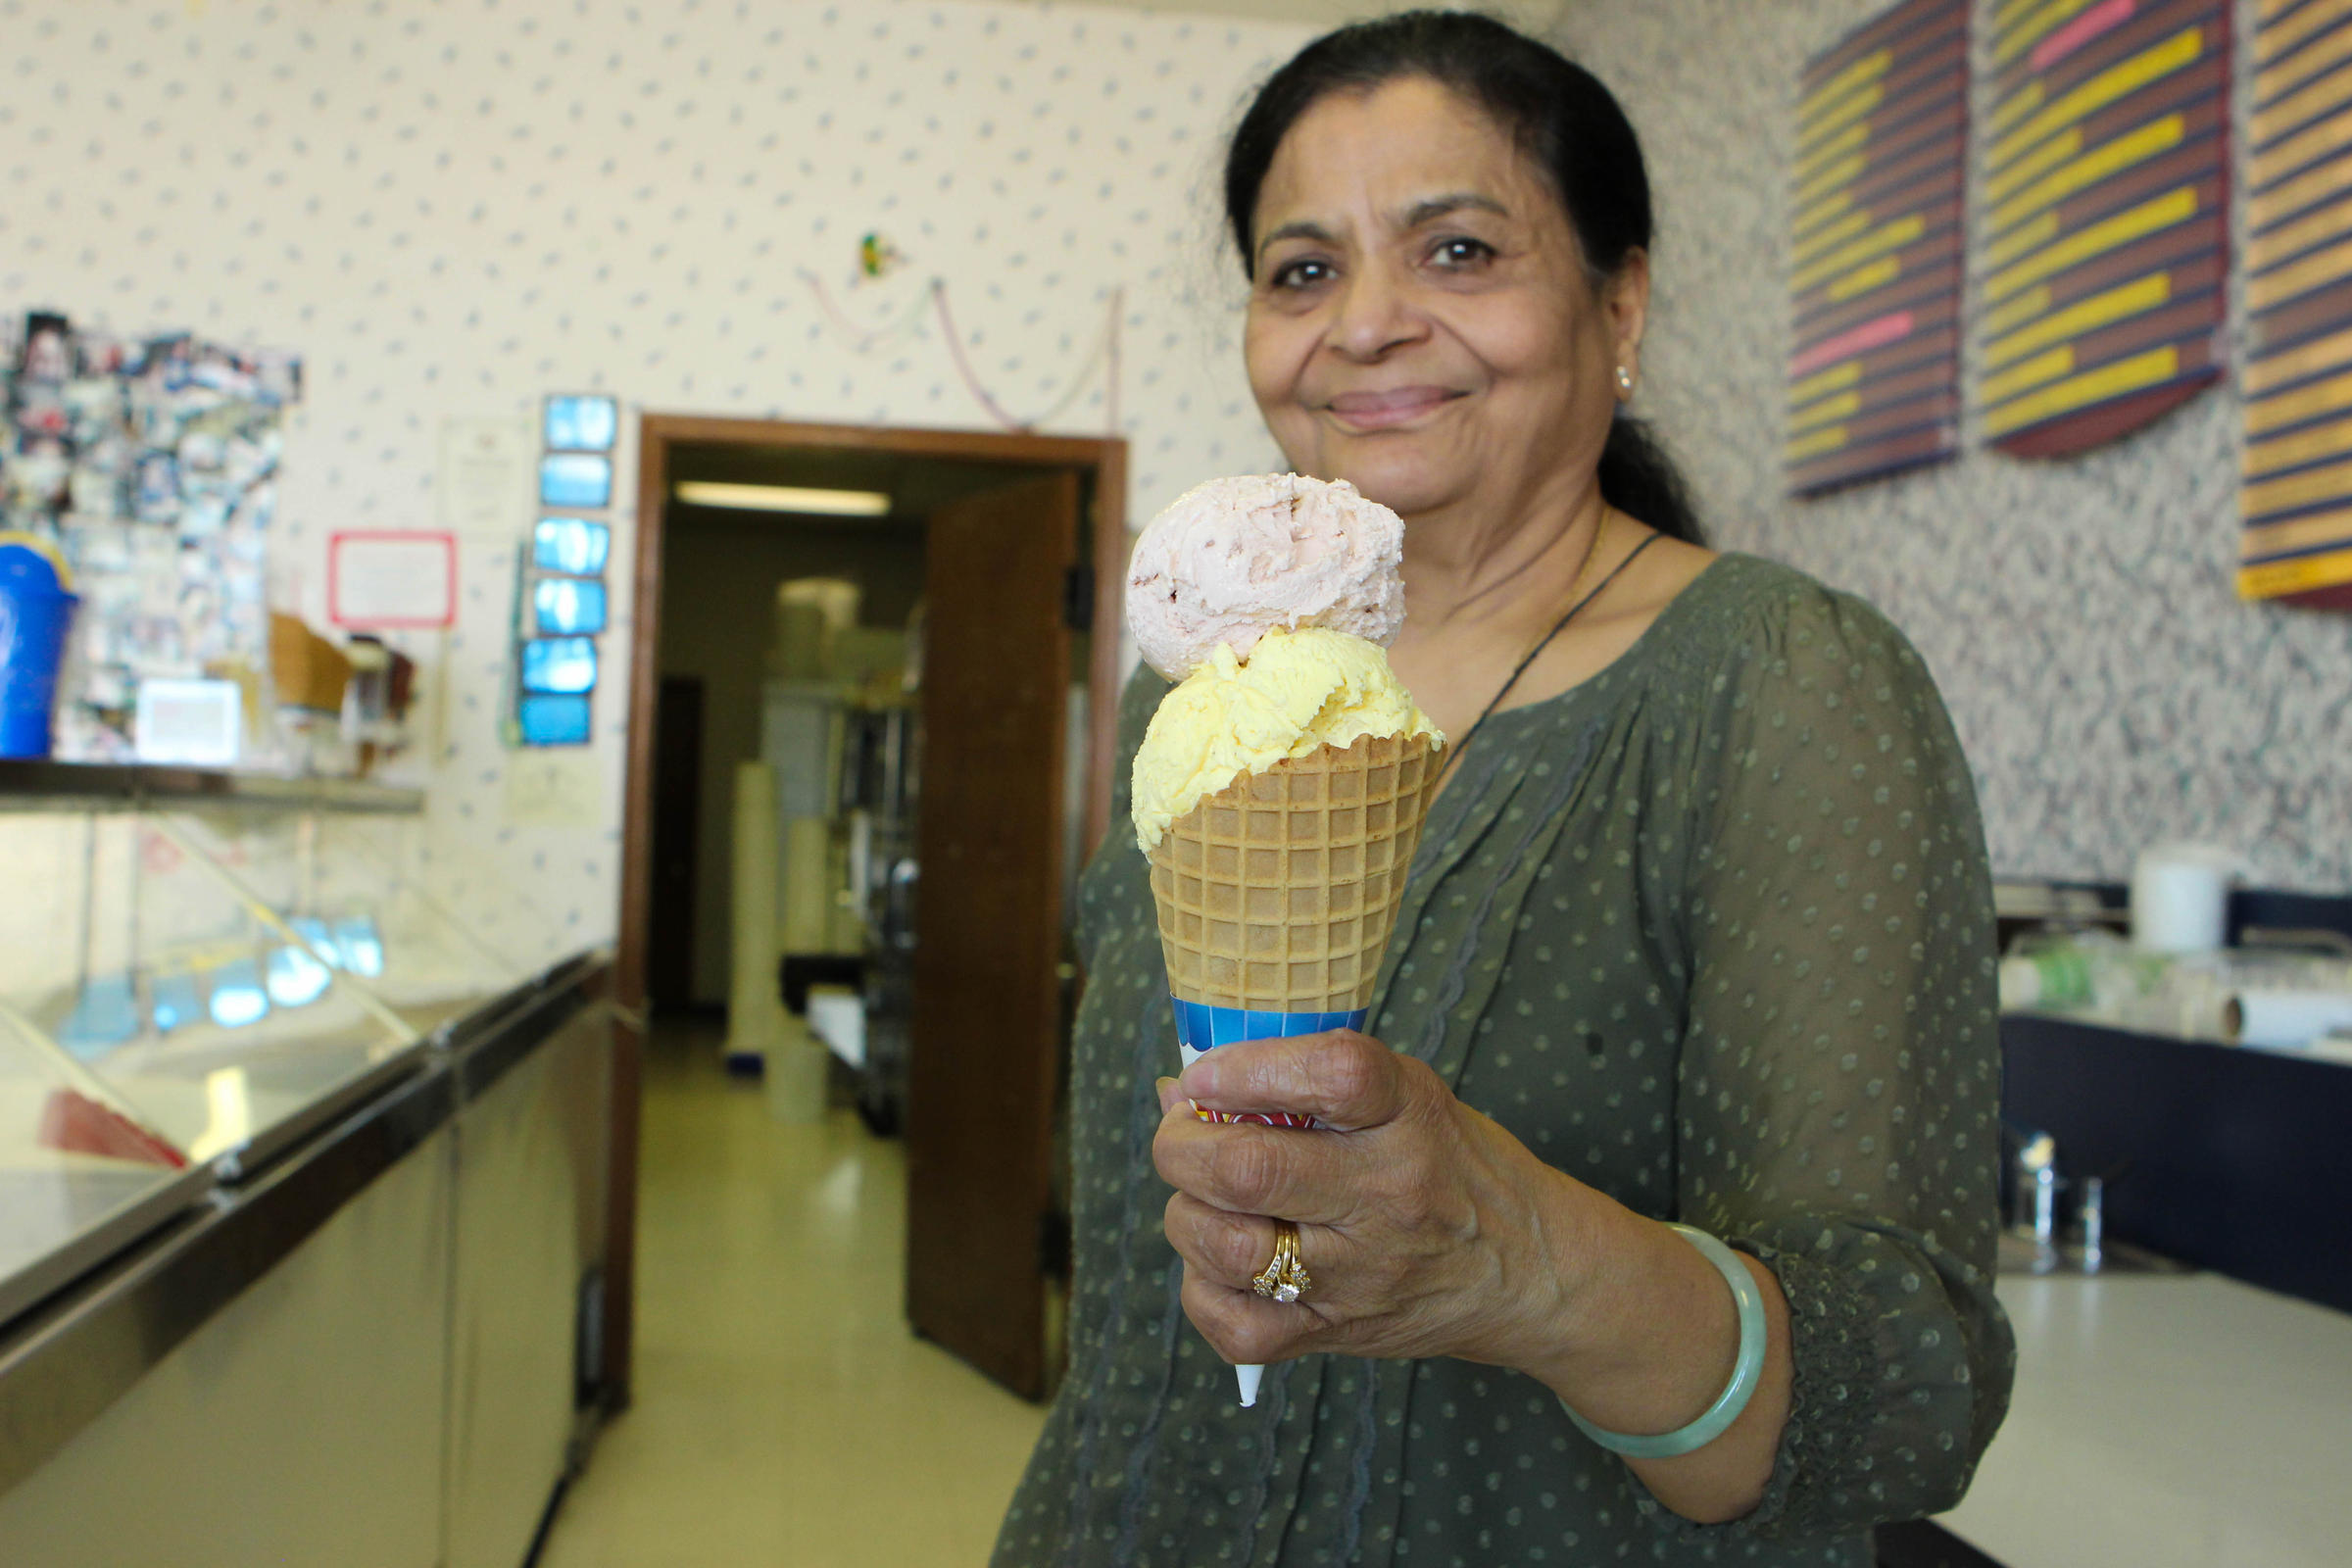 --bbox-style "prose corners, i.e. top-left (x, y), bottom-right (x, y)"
top-left (673, 481), bottom-right (893, 515)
